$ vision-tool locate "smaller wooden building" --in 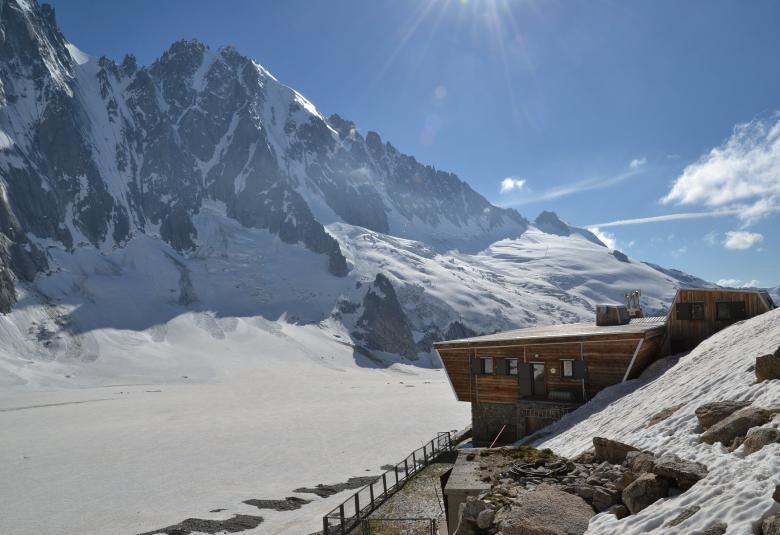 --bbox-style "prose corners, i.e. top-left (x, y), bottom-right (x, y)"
top-left (434, 288), bottom-right (775, 446)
